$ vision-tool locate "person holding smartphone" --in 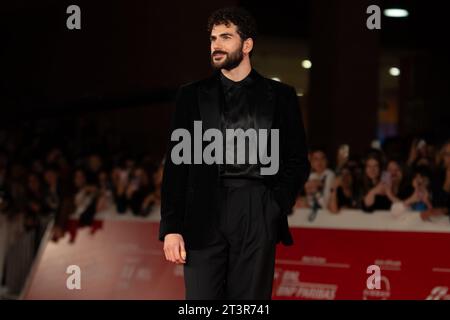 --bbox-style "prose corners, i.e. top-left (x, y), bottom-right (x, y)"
top-left (361, 154), bottom-right (398, 212)
top-left (403, 166), bottom-right (433, 212)
top-left (328, 164), bottom-right (358, 213)
top-left (422, 140), bottom-right (450, 221)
